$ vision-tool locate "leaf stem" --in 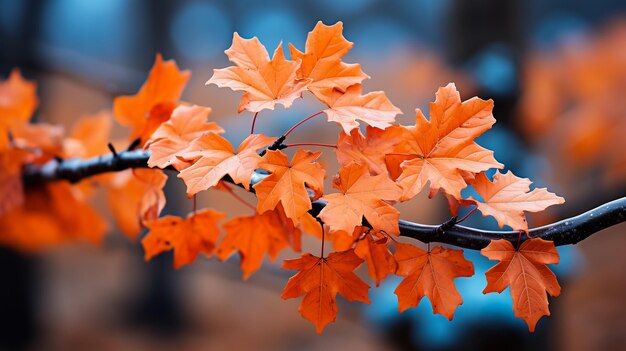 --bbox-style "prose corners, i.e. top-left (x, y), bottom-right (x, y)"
top-left (223, 182), bottom-right (256, 212)
top-left (250, 112), bottom-right (259, 134)
top-left (320, 222), bottom-right (326, 258)
top-left (456, 207), bottom-right (477, 224)
top-left (285, 142), bottom-right (336, 149)
top-left (284, 111), bottom-right (324, 137)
